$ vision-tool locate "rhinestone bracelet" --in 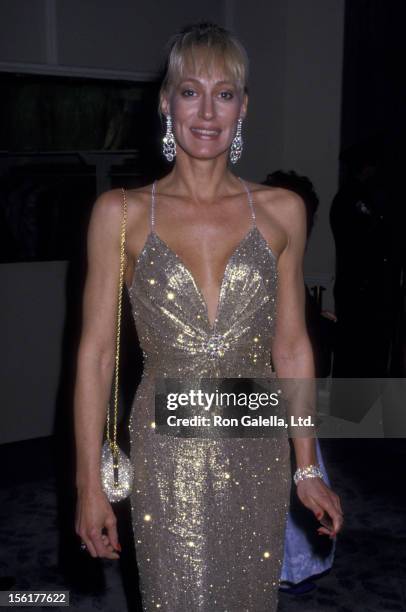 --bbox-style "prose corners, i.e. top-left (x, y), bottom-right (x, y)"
top-left (293, 464), bottom-right (324, 486)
